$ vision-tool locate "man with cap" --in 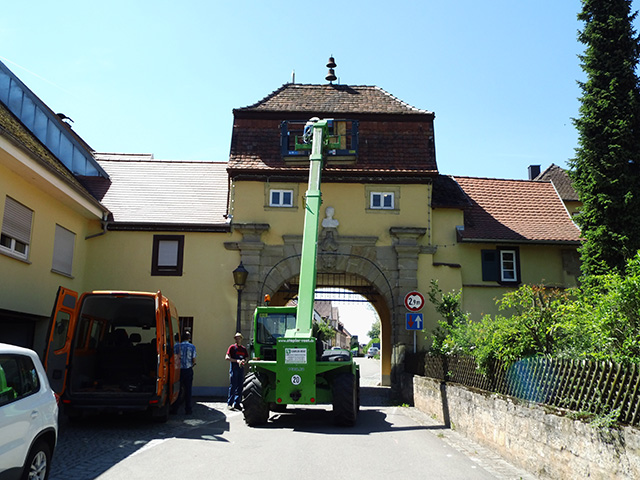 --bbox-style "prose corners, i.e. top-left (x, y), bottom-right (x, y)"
top-left (225, 332), bottom-right (248, 410)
